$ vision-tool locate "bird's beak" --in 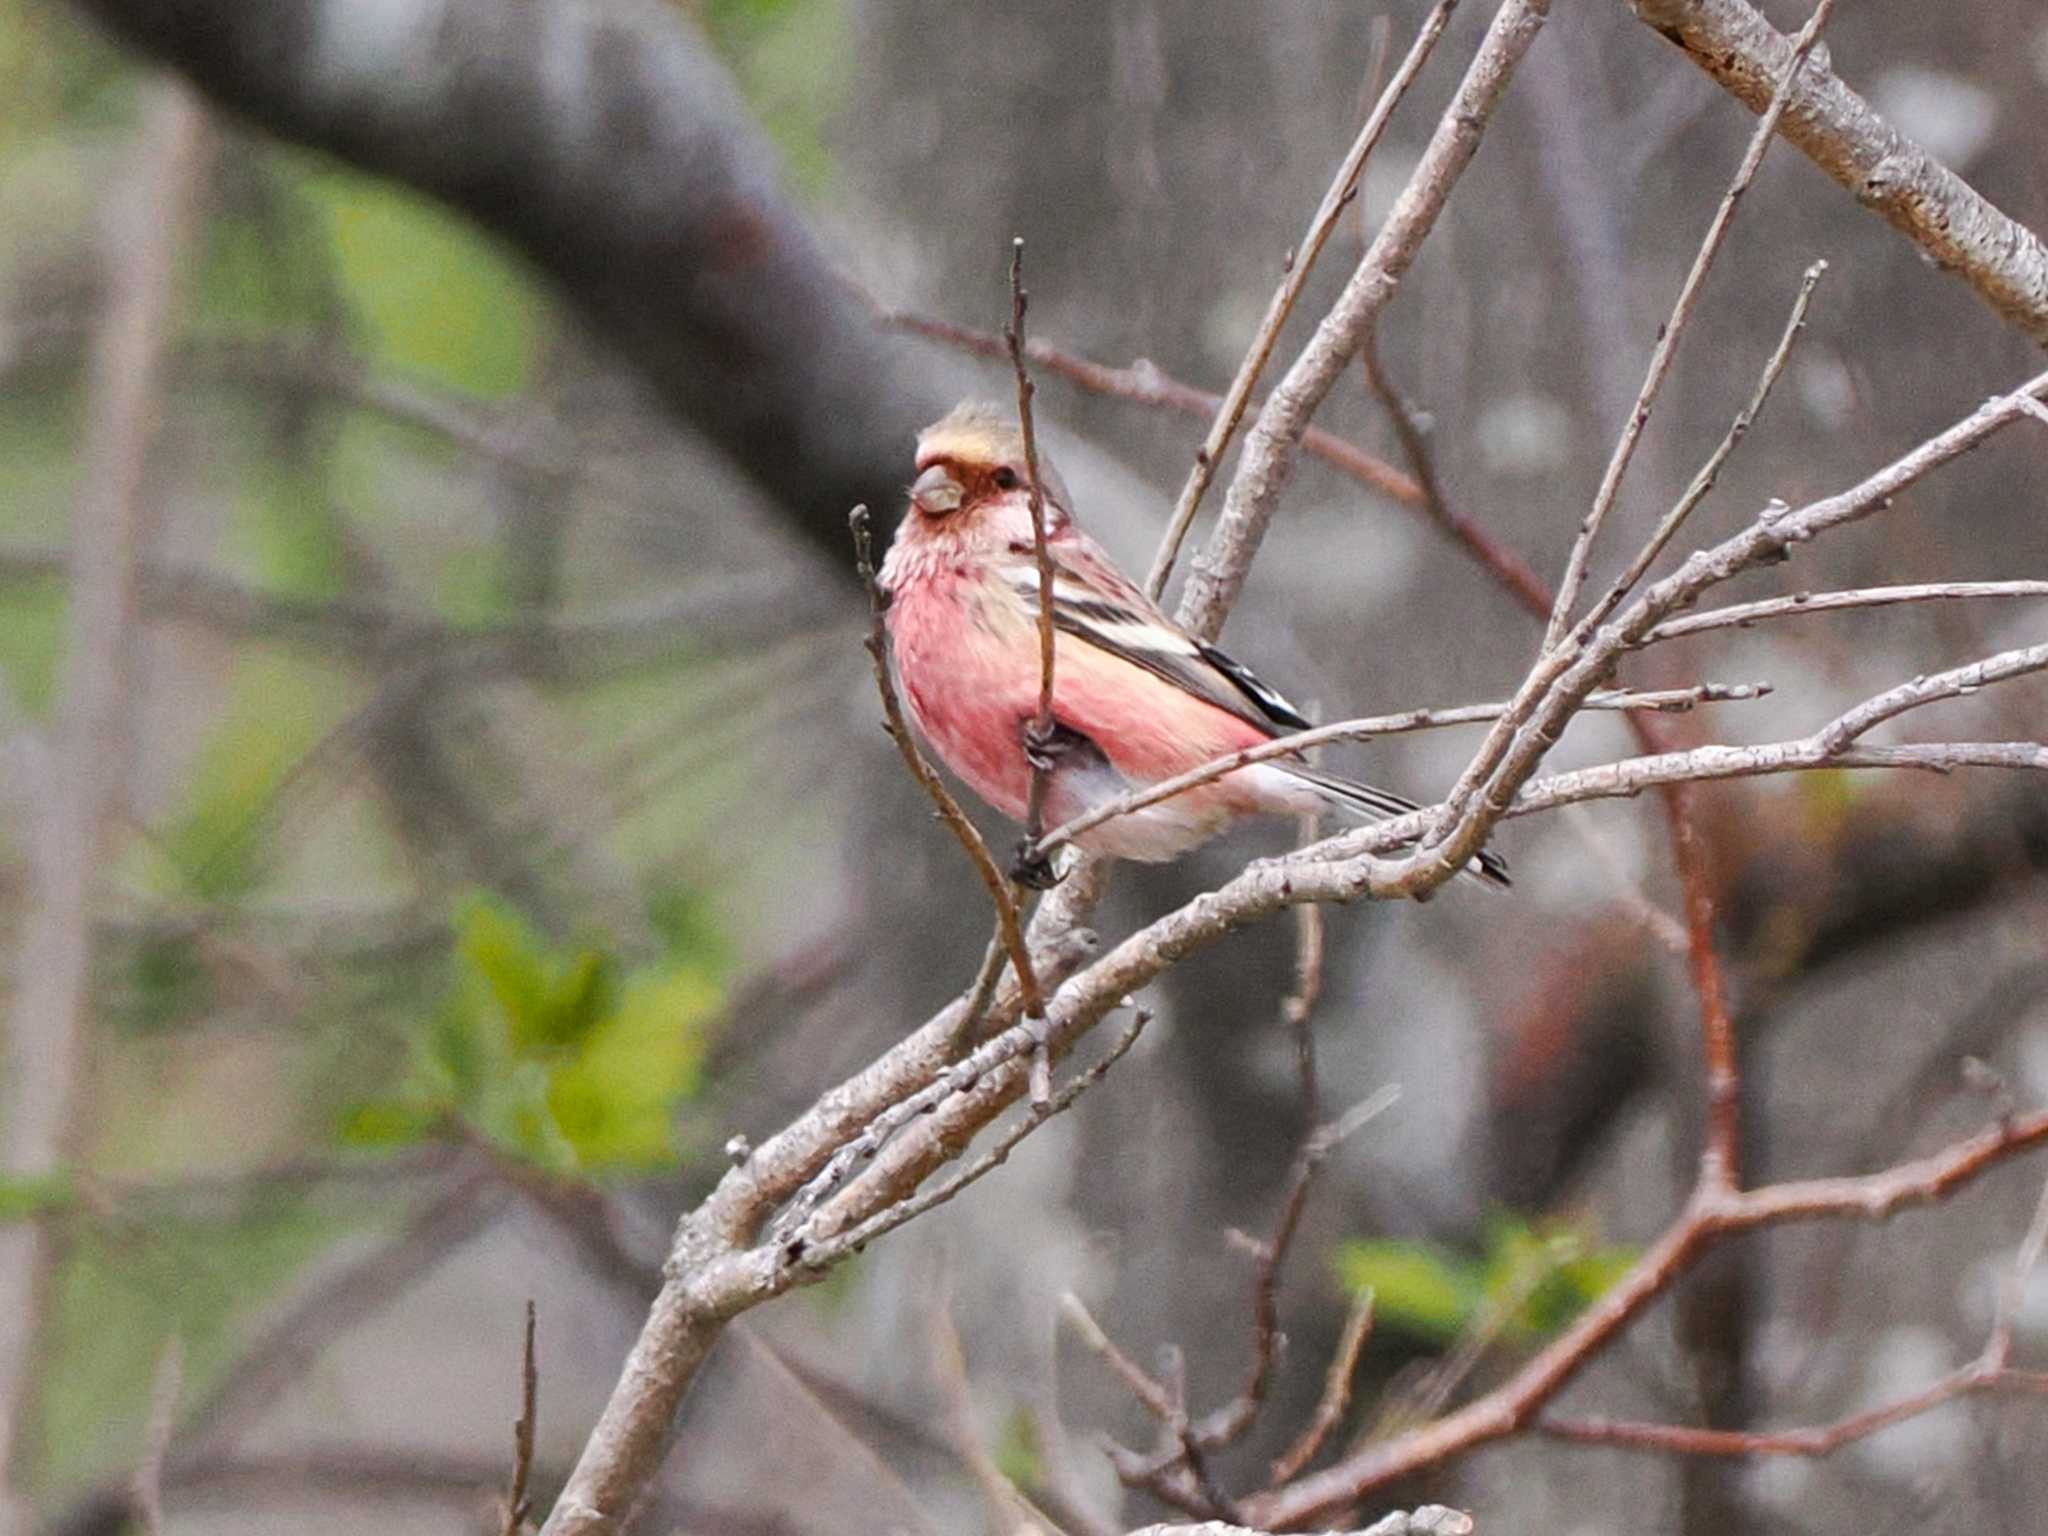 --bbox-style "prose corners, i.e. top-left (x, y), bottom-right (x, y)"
top-left (911, 463), bottom-right (965, 515)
